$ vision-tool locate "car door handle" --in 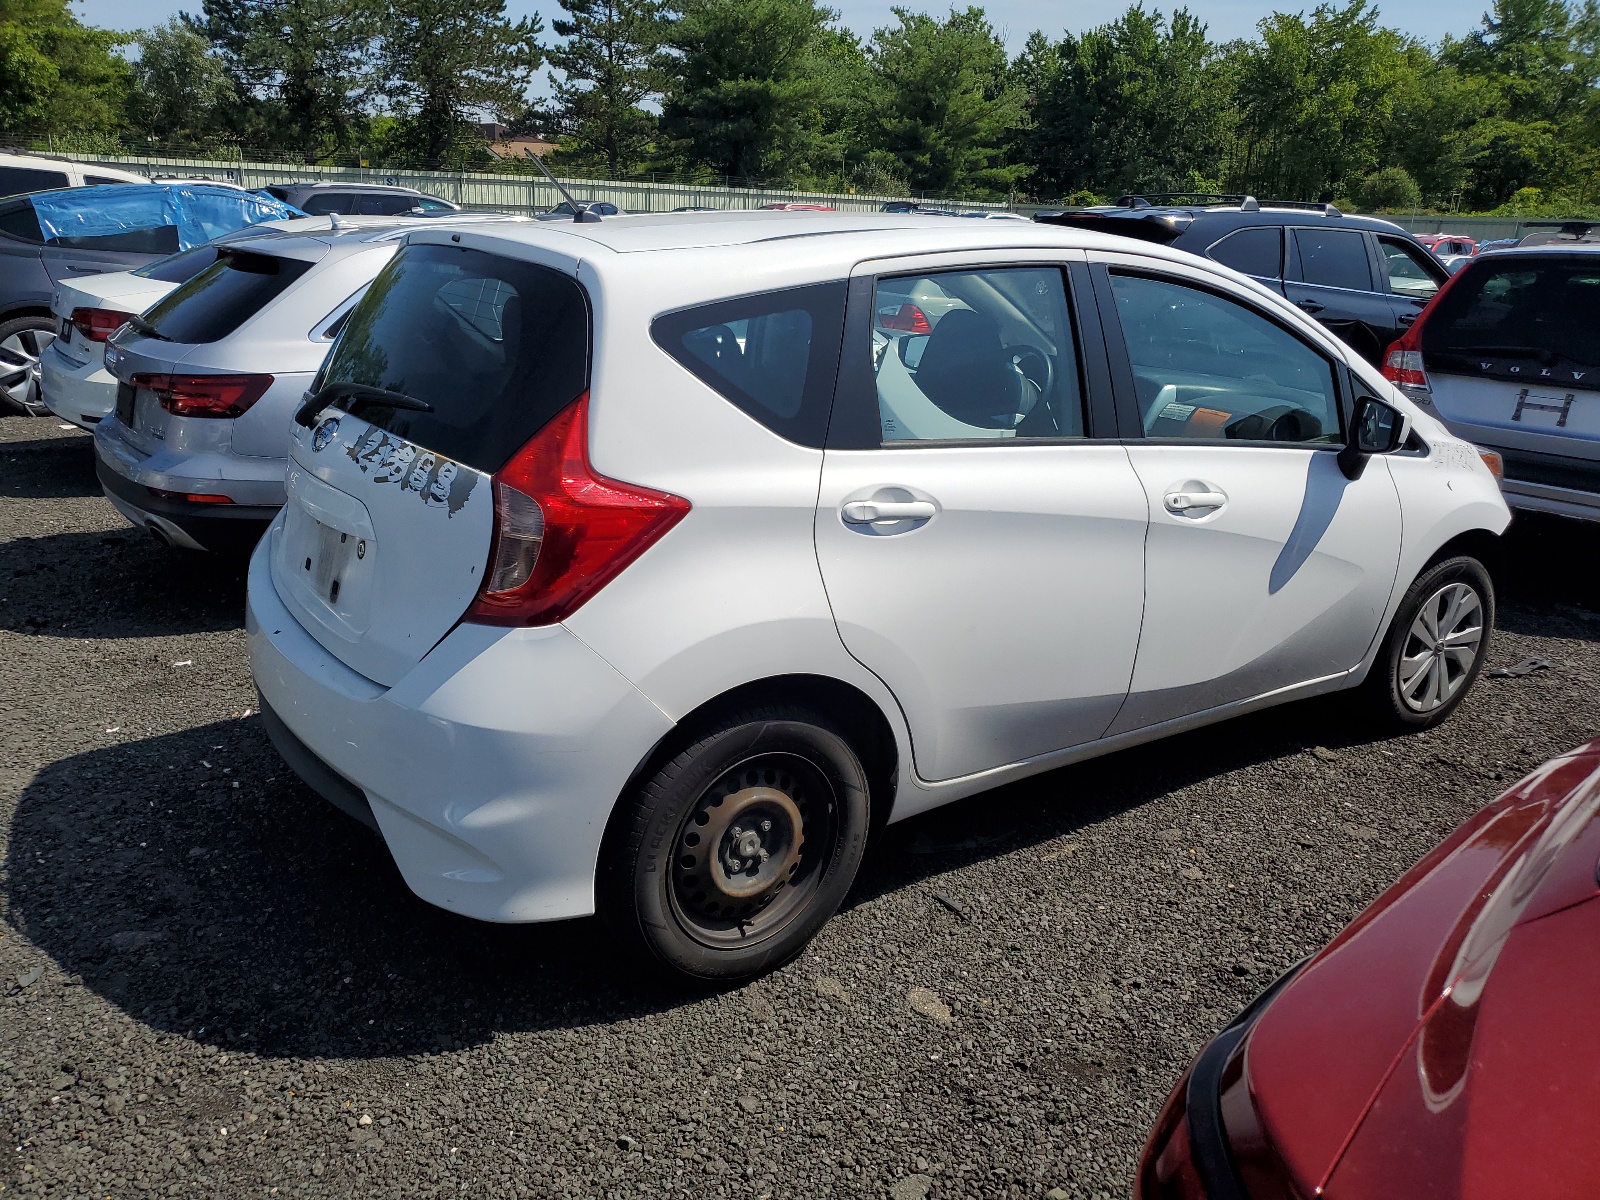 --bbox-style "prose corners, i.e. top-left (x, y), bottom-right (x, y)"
top-left (841, 500), bottom-right (937, 524)
top-left (1296, 299), bottom-right (1325, 314)
top-left (1163, 489), bottom-right (1228, 513)
top-left (1398, 312), bottom-right (1418, 327)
